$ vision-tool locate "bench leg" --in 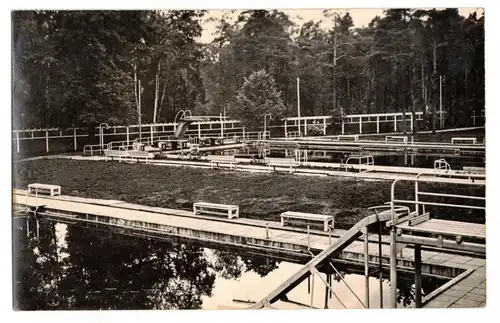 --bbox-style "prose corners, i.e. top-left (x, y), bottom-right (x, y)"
top-left (281, 217), bottom-right (285, 226)
top-left (324, 221), bottom-right (328, 232)
top-left (193, 205), bottom-right (197, 214)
